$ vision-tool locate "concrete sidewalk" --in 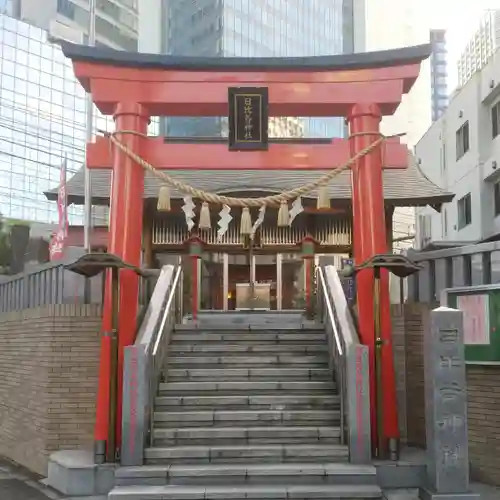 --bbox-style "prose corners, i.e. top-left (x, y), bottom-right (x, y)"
top-left (0, 457), bottom-right (59, 500)
top-left (1, 455), bottom-right (499, 500)
top-left (384, 484), bottom-right (500, 499)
